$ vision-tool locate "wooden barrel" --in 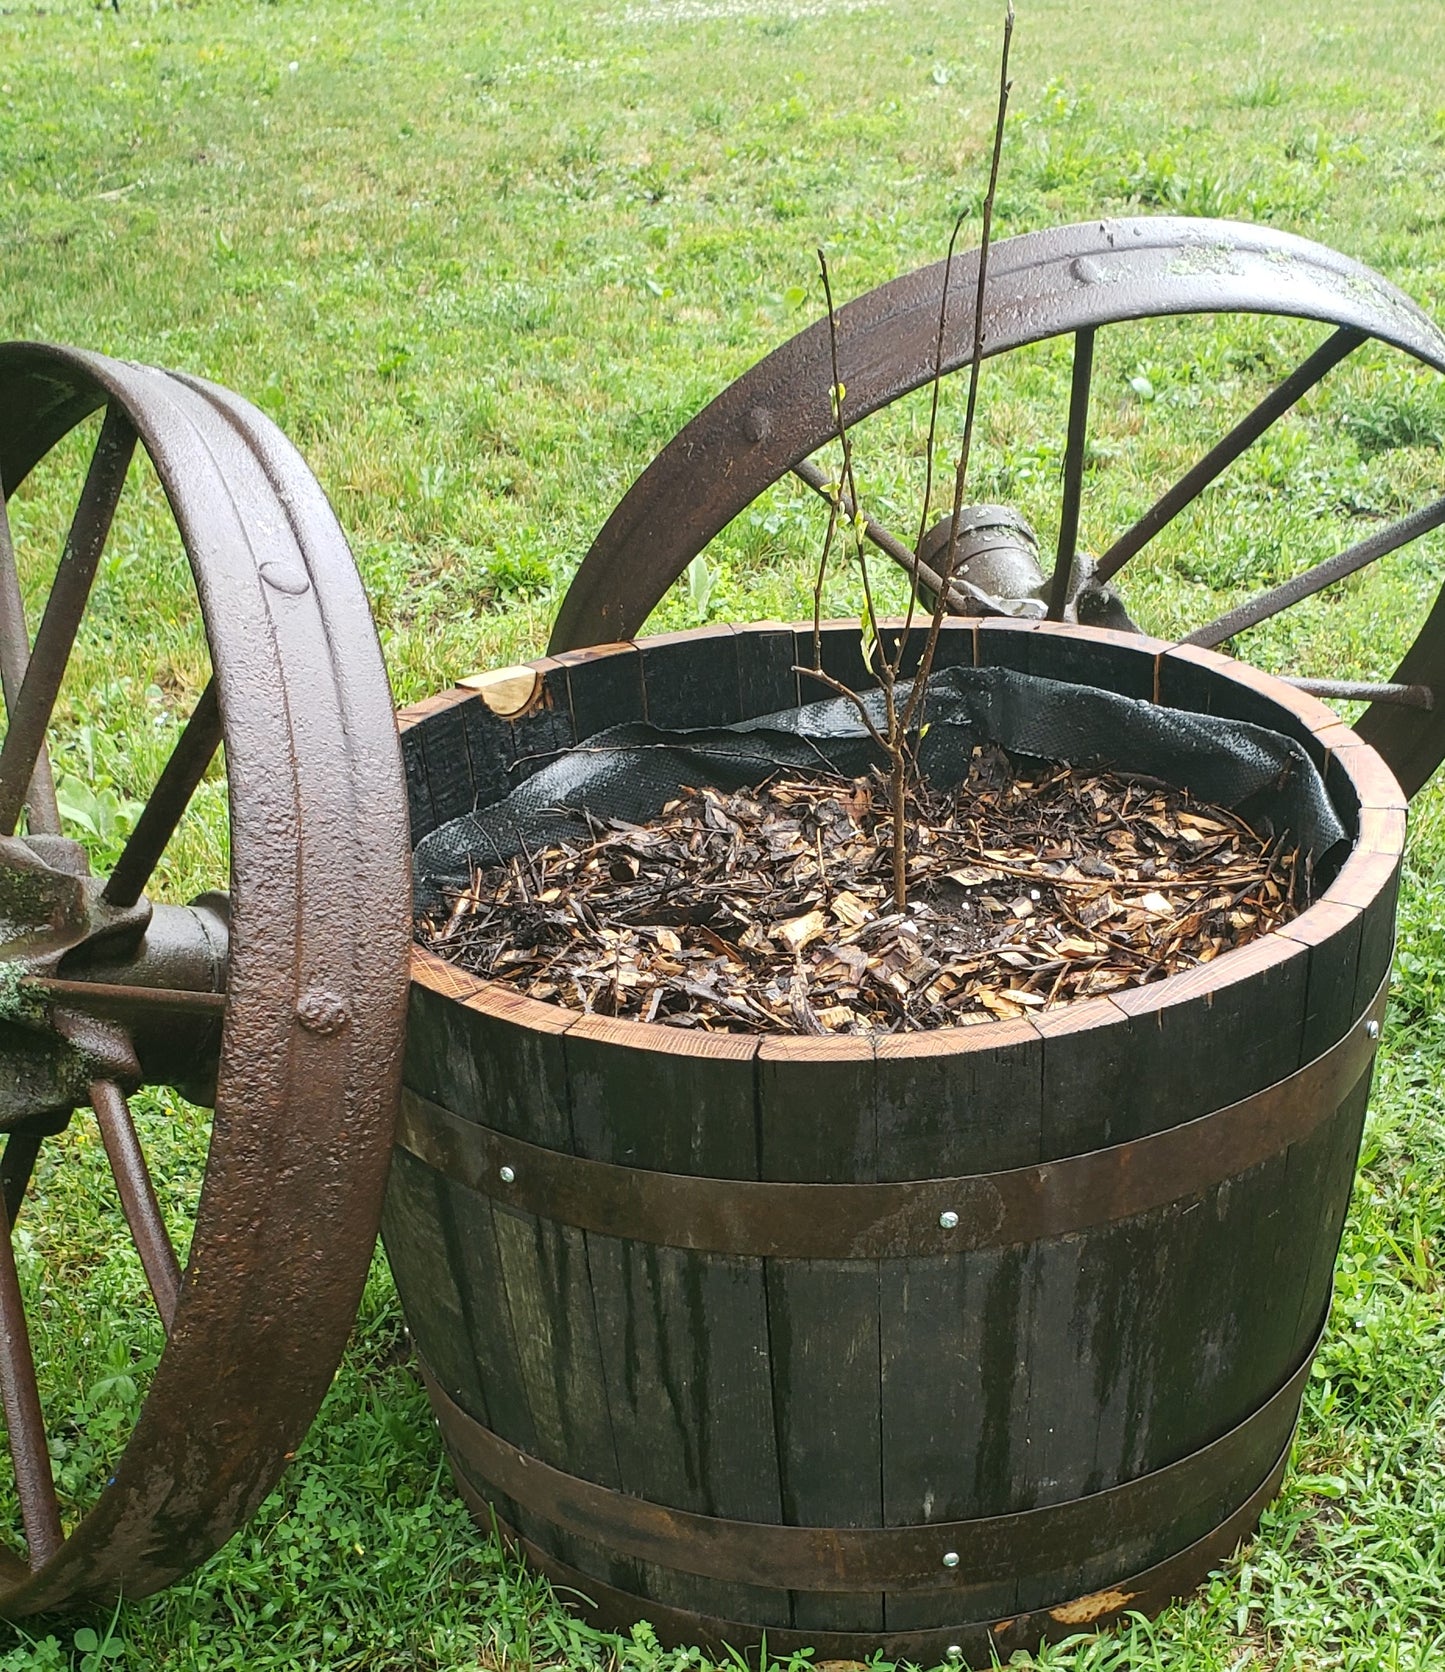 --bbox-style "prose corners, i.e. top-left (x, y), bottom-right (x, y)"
top-left (388, 620), bottom-right (1403, 1666)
